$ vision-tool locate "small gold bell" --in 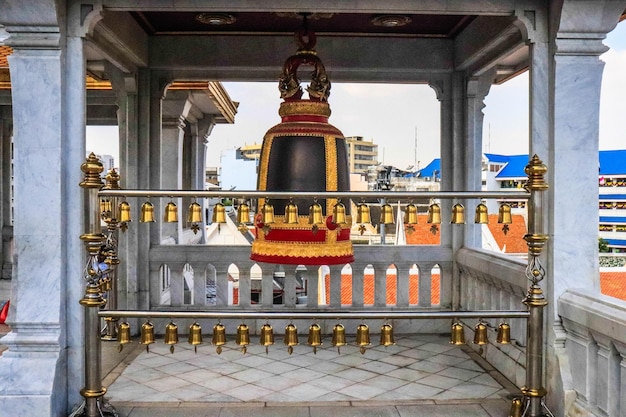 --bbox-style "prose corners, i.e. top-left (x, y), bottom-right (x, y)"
top-left (188, 322), bottom-right (203, 353)
top-left (450, 322), bottom-right (465, 345)
top-left (427, 203), bottom-right (441, 224)
top-left (187, 202), bottom-right (203, 223)
top-left (308, 323), bottom-right (323, 354)
top-left (404, 203), bottom-right (418, 225)
top-left (509, 397), bottom-right (524, 417)
top-left (118, 201), bottom-right (131, 223)
top-left (164, 202), bottom-right (178, 223)
top-left (261, 203), bottom-right (275, 224)
top-left (498, 203), bottom-right (512, 235)
top-left (212, 322), bottom-right (226, 354)
top-left (140, 202), bottom-right (155, 223)
top-left (496, 322), bottom-right (511, 344)
top-left (380, 323), bottom-right (395, 347)
top-left (212, 203), bottom-right (227, 224)
top-left (379, 203), bottom-right (394, 225)
top-left (332, 323), bottom-right (347, 354)
top-left (140, 321), bottom-right (155, 352)
top-left (332, 201), bottom-right (347, 225)
top-left (236, 323), bottom-right (250, 354)
top-left (237, 203), bottom-right (250, 225)
top-left (164, 321), bottom-right (179, 353)
top-left (356, 323), bottom-right (371, 354)
top-left (260, 322), bottom-right (274, 354)
top-left (308, 202), bottom-right (324, 224)
top-left (117, 321), bottom-right (131, 352)
top-left (284, 201), bottom-right (299, 224)
top-left (474, 203), bottom-right (489, 224)
top-left (451, 203), bottom-right (465, 224)
top-left (473, 321), bottom-right (488, 345)
top-left (284, 323), bottom-right (299, 355)
top-left (356, 203), bottom-right (371, 224)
